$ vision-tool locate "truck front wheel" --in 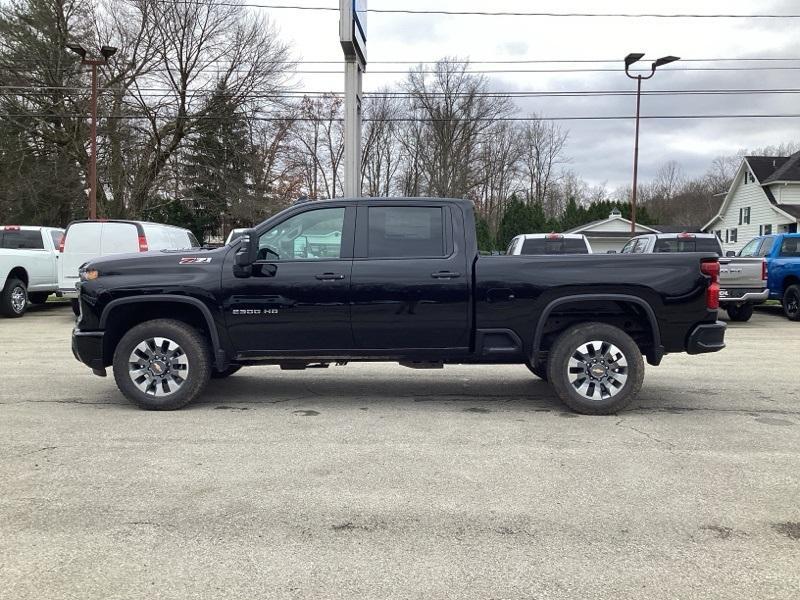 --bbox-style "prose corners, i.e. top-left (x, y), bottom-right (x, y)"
top-left (547, 323), bottom-right (644, 415)
top-left (1, 278), bottom-right (28, 318)
top-left (112, 319), bottom-right (211, 410)
top-left (725, 303), bottom-right (754, 322)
